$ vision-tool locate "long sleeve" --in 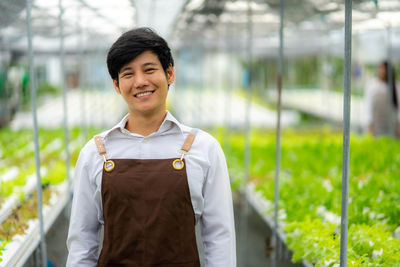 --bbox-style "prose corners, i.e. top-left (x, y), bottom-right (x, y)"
top-left (201, 141), bottom-right (236, 267)
top-left (66, 147), bottom-right (102, 266)
top-left (397, 86), bottom-right (400, 122)
top-left (364, 80), bottom-right (375, 128)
